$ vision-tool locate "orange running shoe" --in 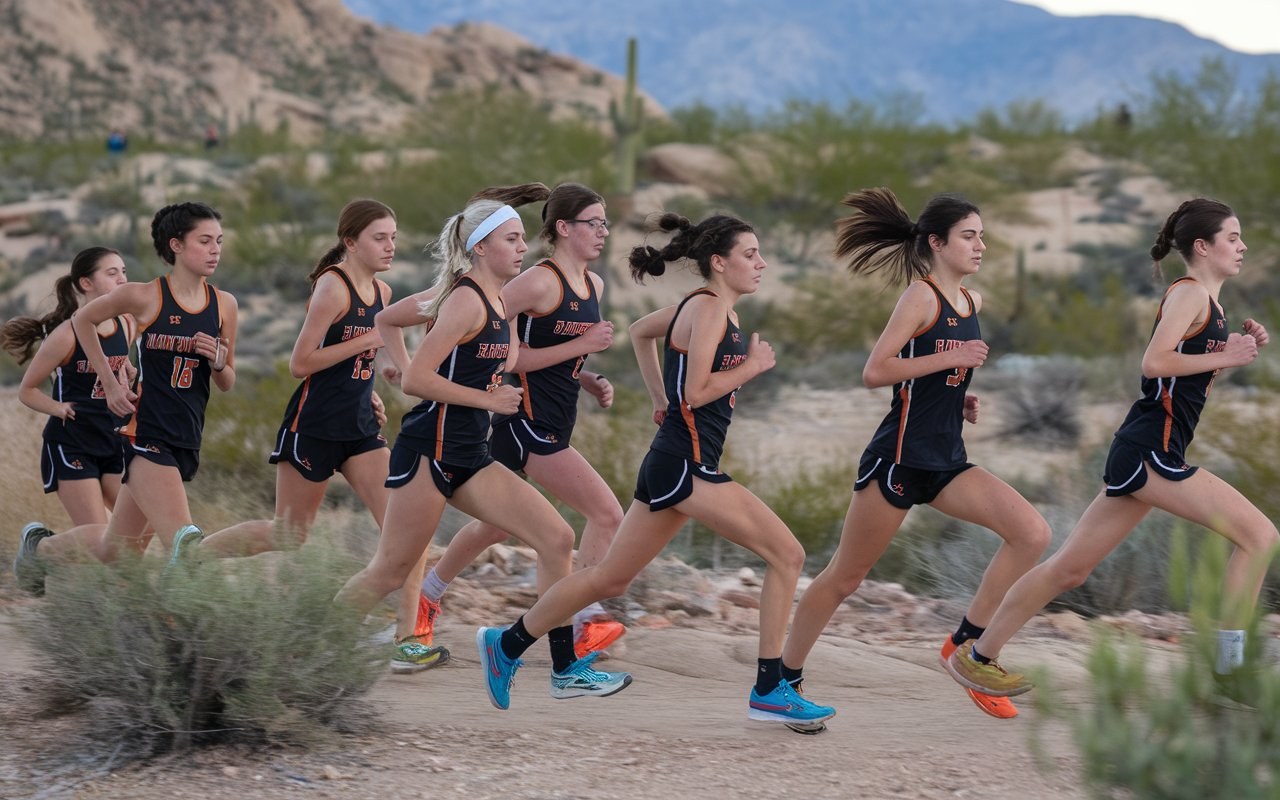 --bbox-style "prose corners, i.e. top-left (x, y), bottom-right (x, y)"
top-left (574, 619), bottom-right (626, 659)
top-left (940, 637), bottom-right (1020, 719)
top-left (414, 593), bottom-right (441, 645)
